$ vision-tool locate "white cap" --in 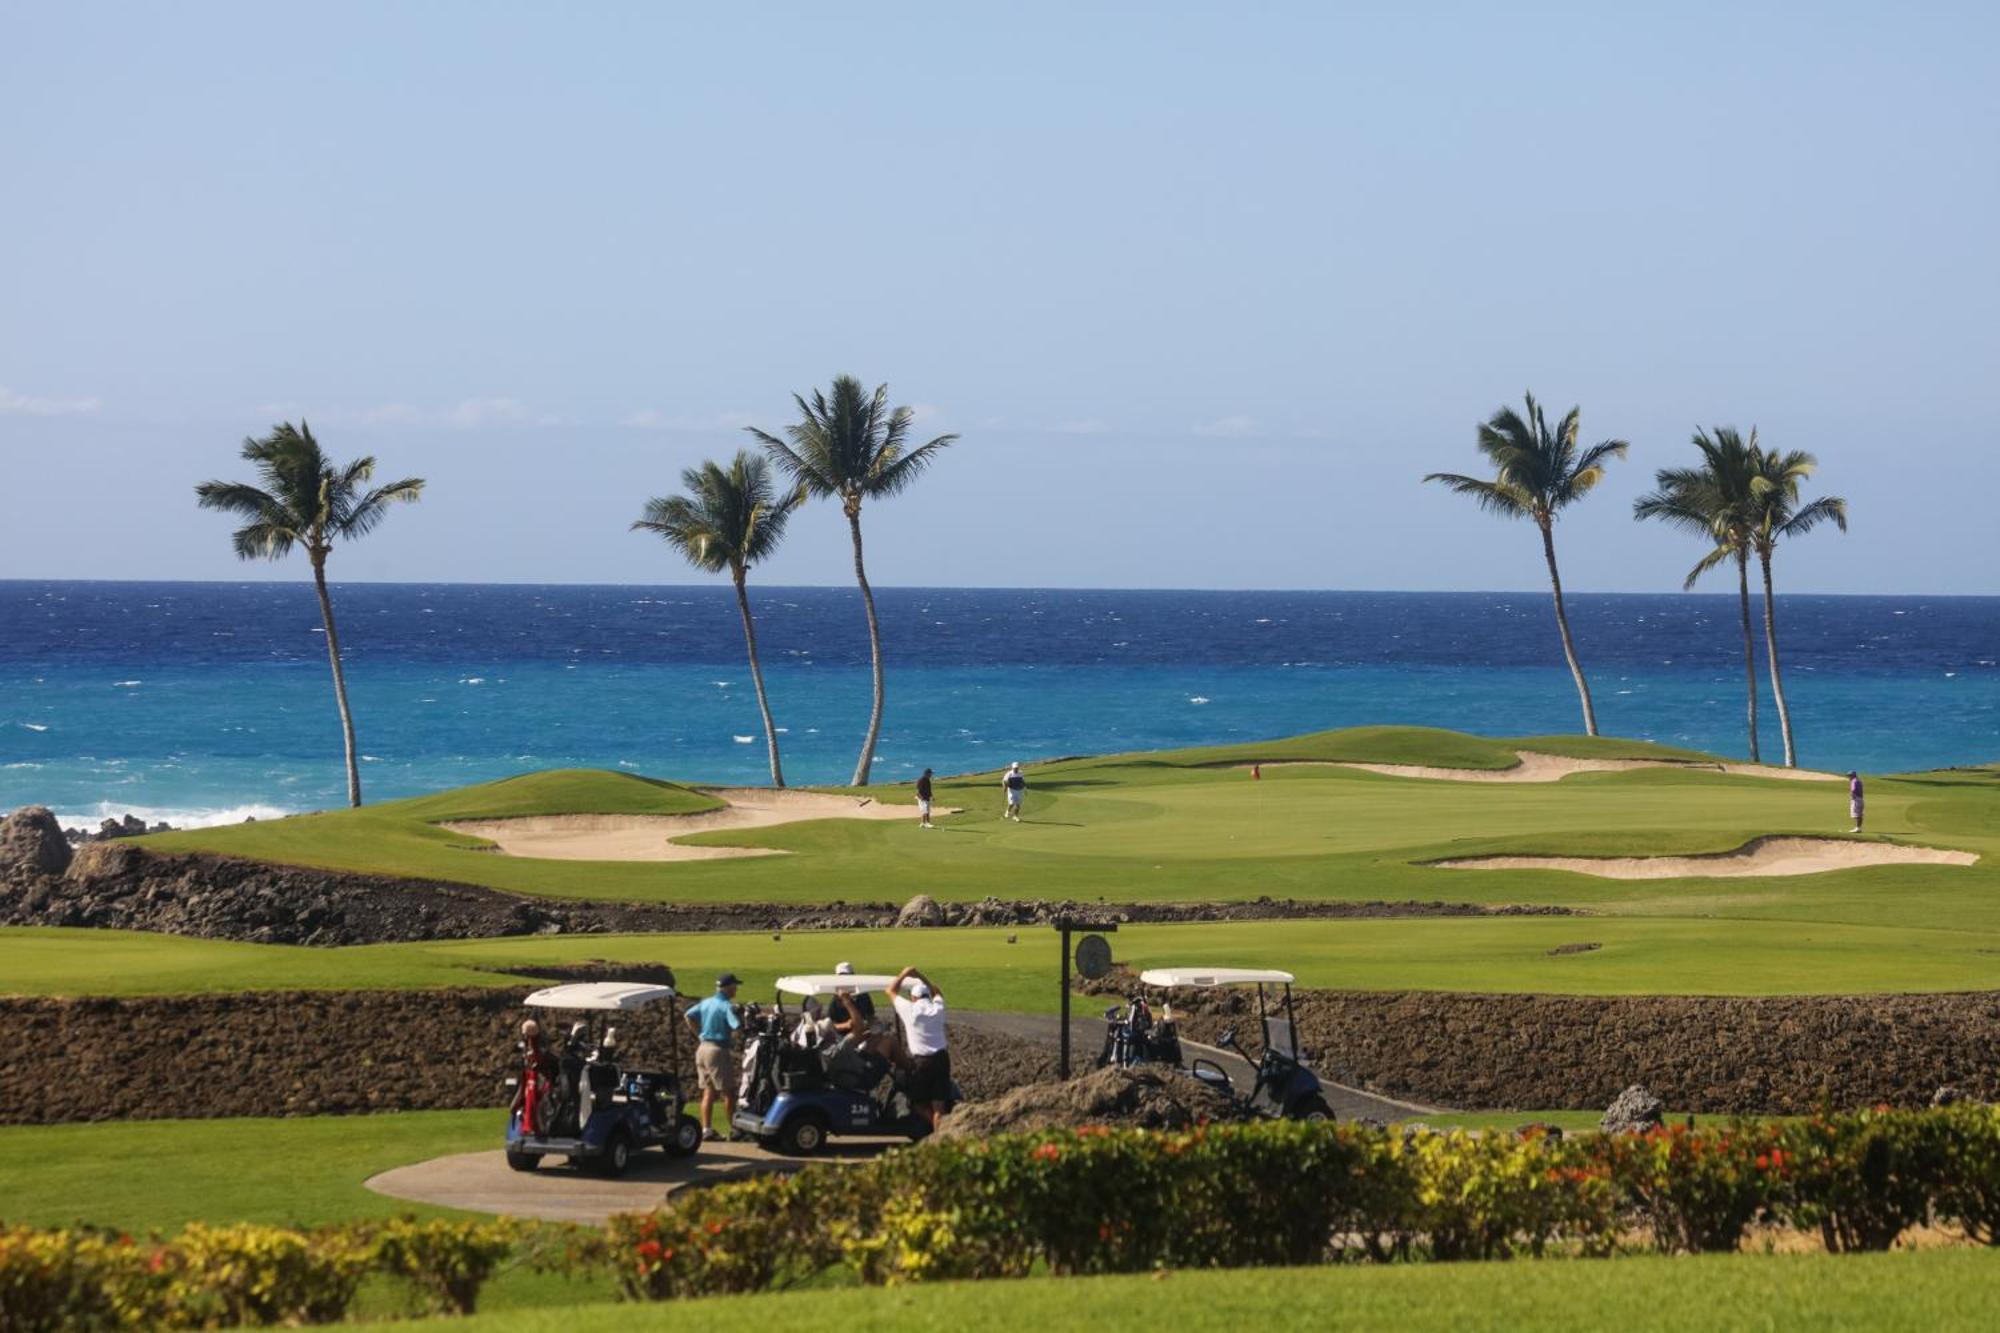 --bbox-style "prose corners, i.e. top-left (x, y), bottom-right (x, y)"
top-left (834, 961), bottom-right (854, 975)
top-left (905, 980), bottom-right (932, 1000)
top-left (1009, 761), bottom-right (1021, 770)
